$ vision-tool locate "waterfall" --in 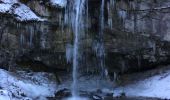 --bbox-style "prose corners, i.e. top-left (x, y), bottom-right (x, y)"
top-left (65, 0), bottom-right (111, 99)
top-left (107, 0), bottom-right (114, 29)
top-left (95, 0), bottom-right (106, 78)
top-left (65, 0), bottom-right (87, 97)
